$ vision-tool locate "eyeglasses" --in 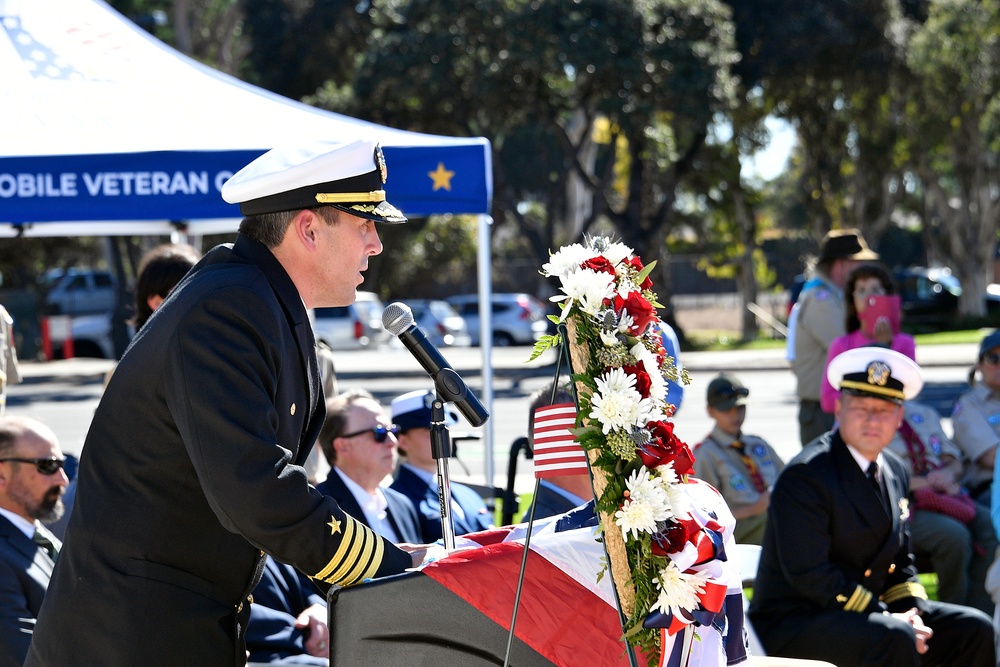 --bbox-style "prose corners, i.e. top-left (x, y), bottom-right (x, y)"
top-left (340, 424), bottom-right (400, 443)
top-left (0, 457), bottom-right (66, 475)
top-left (983, 353), bottom-right (1000, 366)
